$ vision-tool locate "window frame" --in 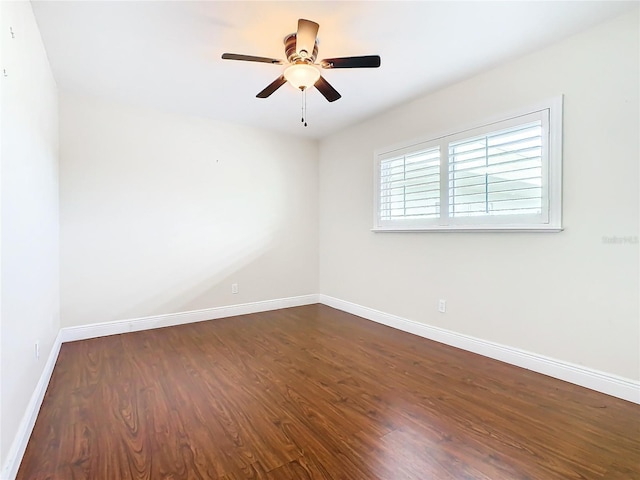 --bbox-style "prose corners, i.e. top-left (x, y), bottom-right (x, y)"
top-left (372, 96), bottom-right (563, 232)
